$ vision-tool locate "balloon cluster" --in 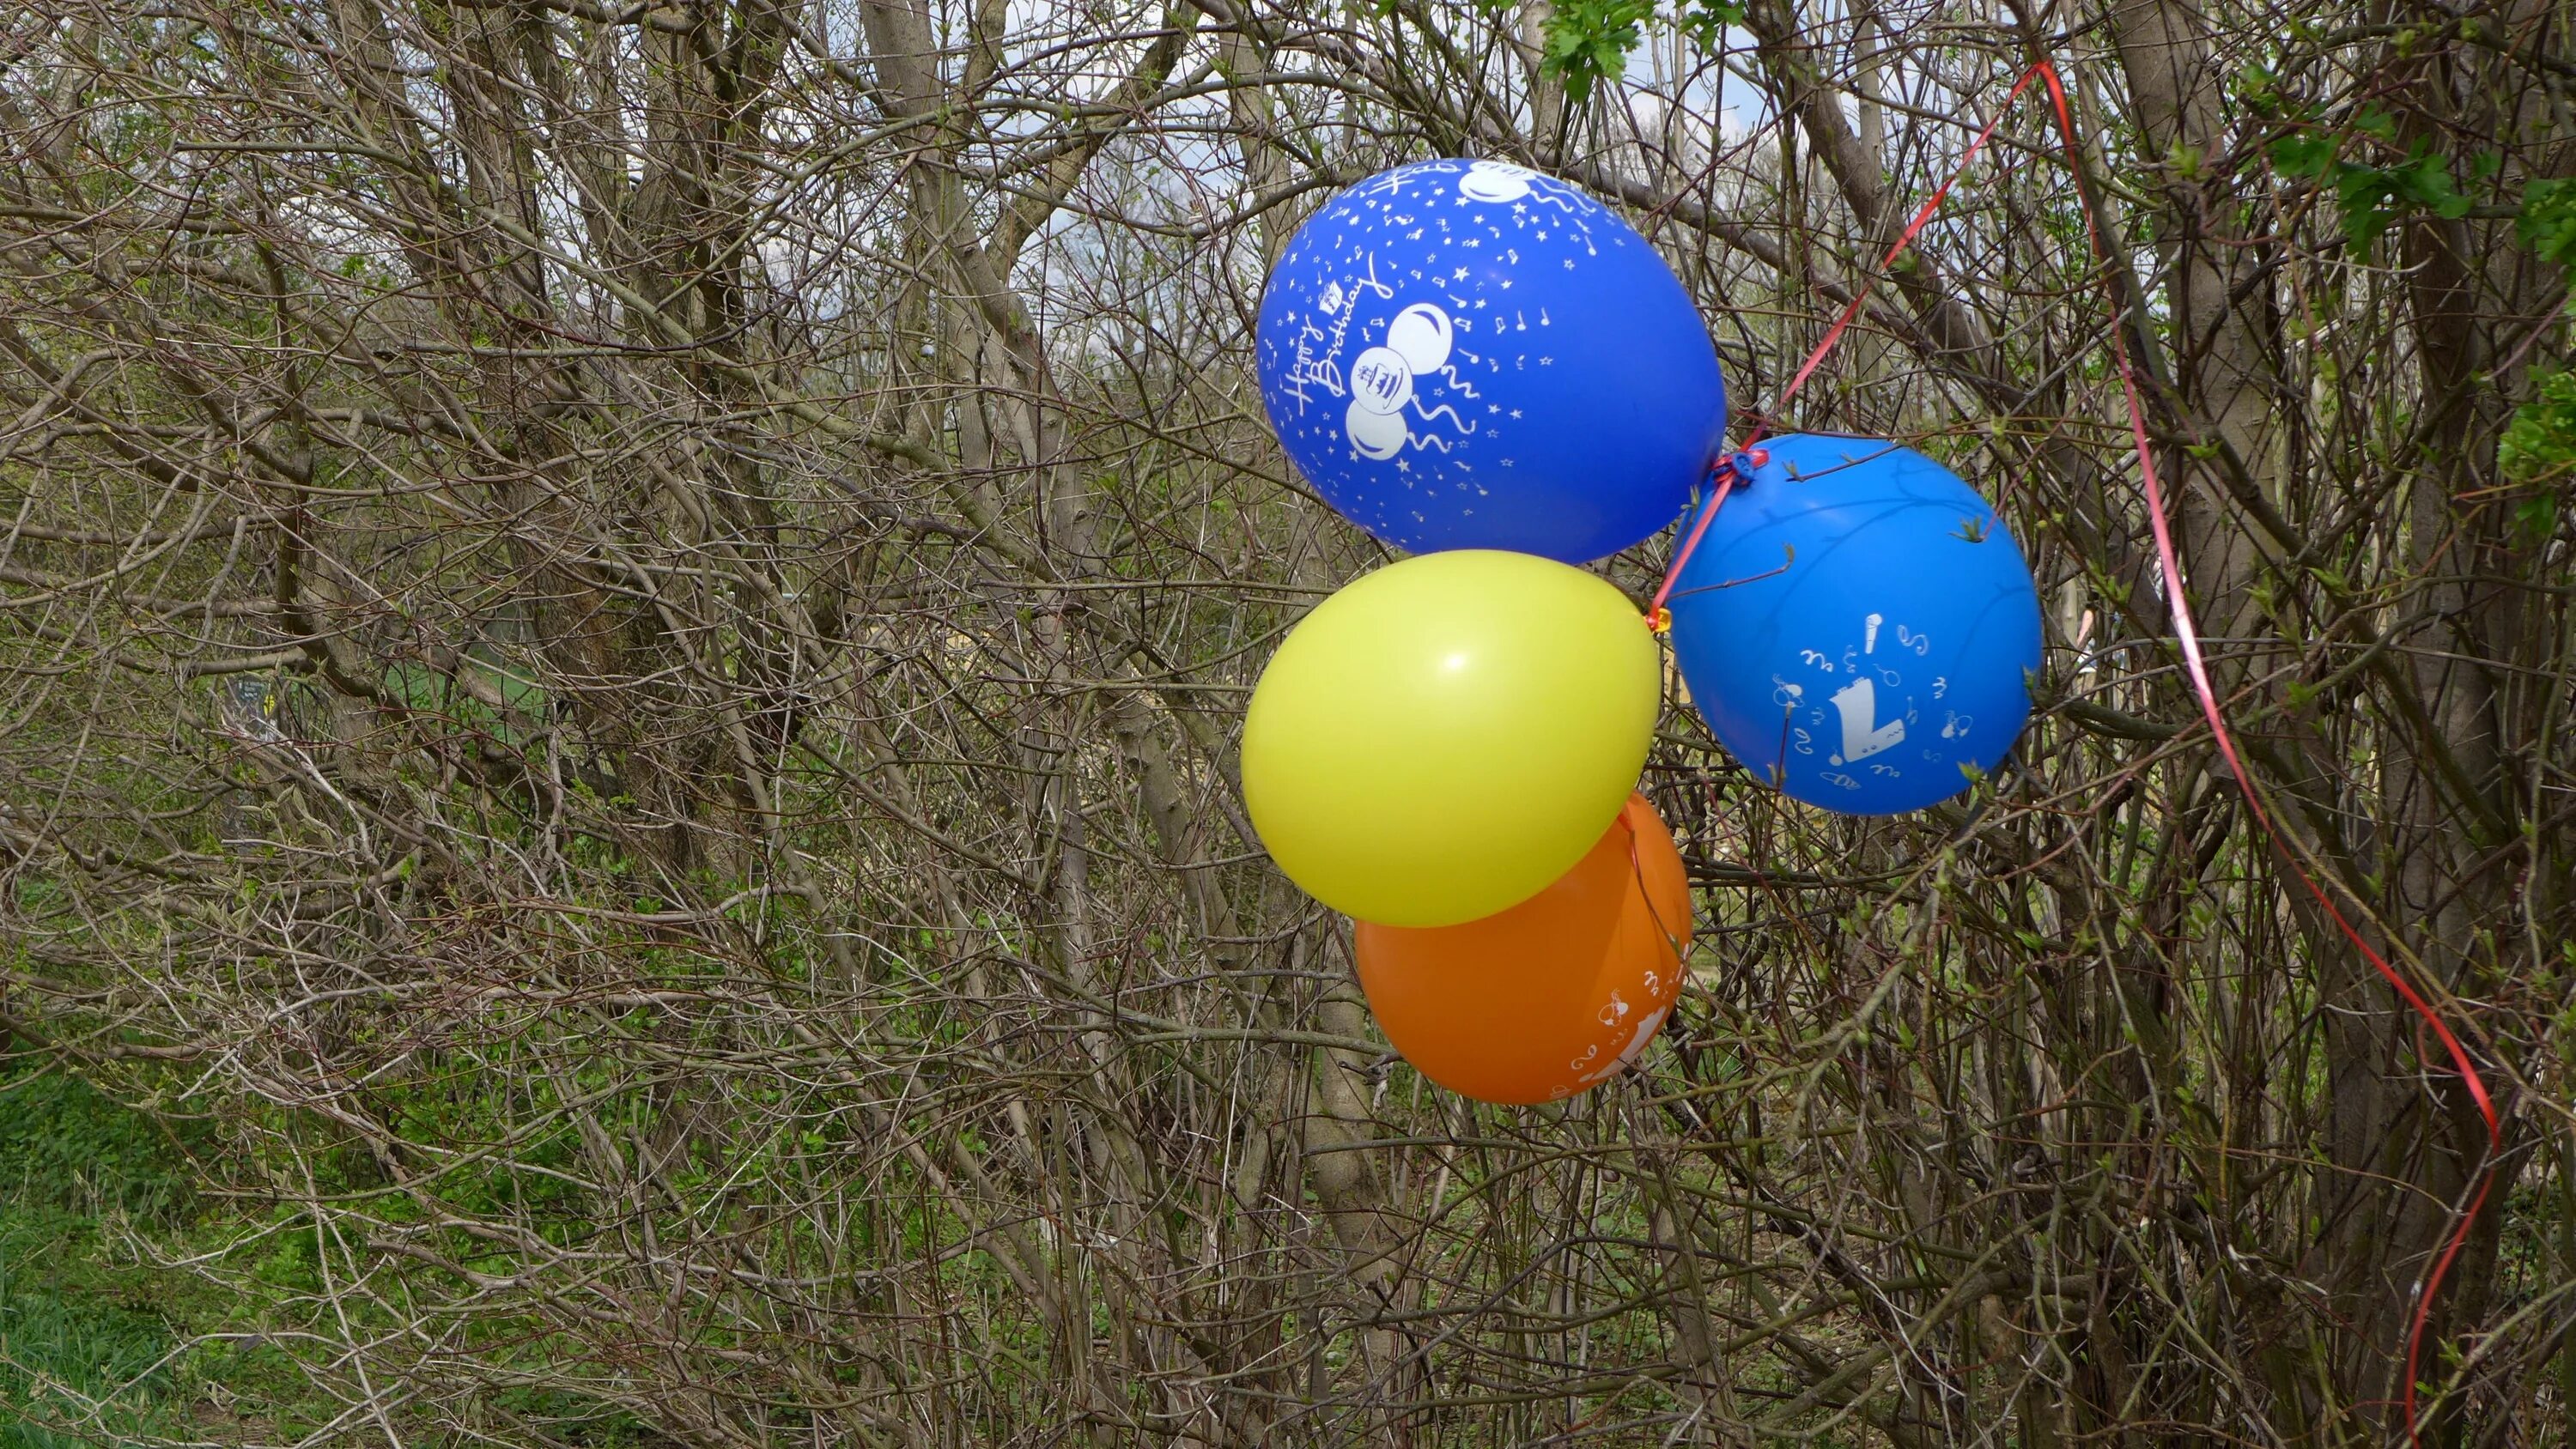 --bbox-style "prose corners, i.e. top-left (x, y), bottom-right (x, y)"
top-left (1248, 160), bottom-right (2042, 1105)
